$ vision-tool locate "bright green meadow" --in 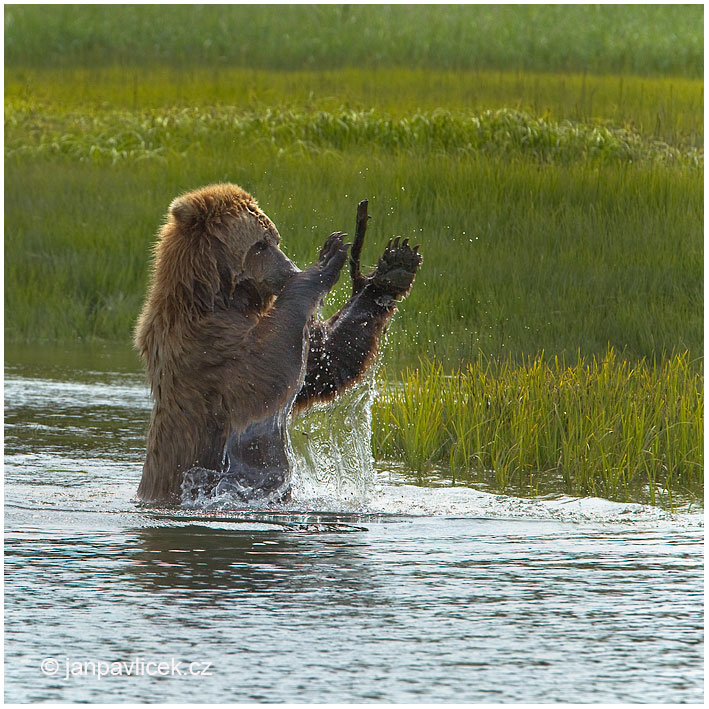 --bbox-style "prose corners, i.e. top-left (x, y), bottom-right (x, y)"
top-left (4, 5), bottom-right (703, 507)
